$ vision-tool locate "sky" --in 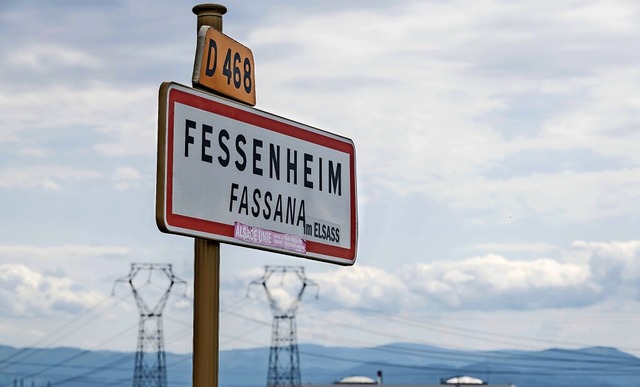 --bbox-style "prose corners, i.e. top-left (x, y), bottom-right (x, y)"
top-left (1, 0), bottom-right (640, 364)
